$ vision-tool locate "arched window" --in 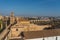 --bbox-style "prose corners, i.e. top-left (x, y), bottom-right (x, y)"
top-left (20, 32), bottom-right (24, 37)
